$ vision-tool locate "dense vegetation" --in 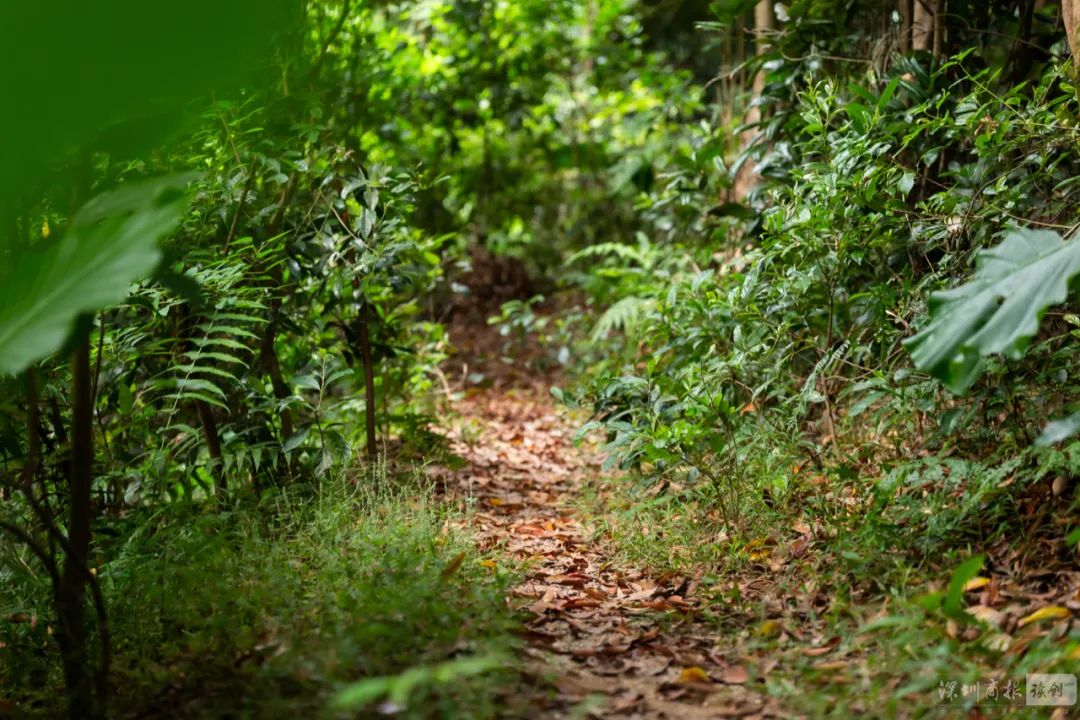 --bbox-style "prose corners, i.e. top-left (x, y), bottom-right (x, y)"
top-left (1, 1), bottom-right (1078, 718)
